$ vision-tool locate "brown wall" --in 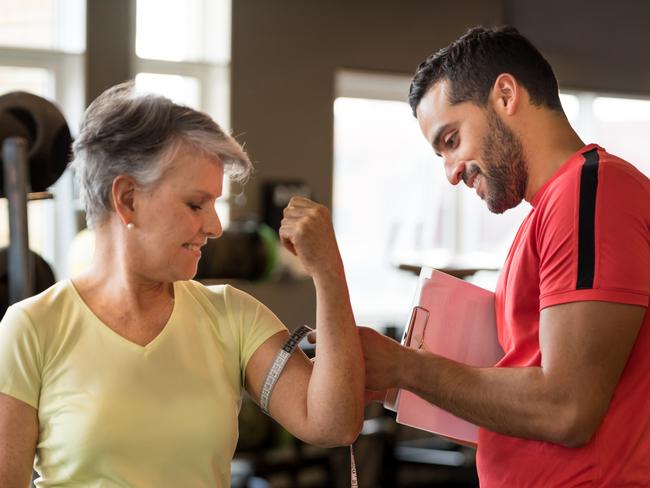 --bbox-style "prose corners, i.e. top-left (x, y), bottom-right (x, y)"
top-left (508, 0), bottom-right (650, 96)
top-left (231, 0), bottom-right (650, 219)
top-left (85, 0), bottom-right (650, 217)
top-left (86, 0), bottom-right (134, 105)
top-left (230, 0), bottom-right (503, 216)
